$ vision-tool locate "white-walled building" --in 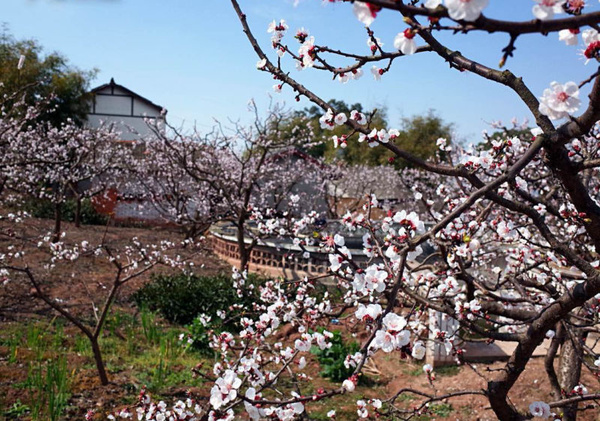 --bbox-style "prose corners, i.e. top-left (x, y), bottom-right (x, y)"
top-left (87, 78), bottom-right (166, 141)
top-left (86, 79), bottom-right (168, 224)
